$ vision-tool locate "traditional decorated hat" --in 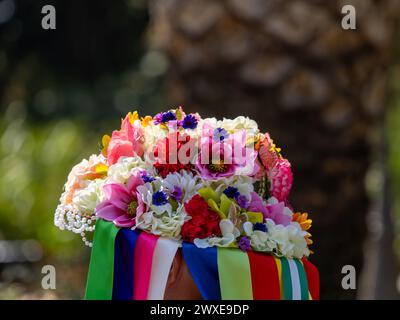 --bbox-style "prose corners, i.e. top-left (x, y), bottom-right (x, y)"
top-left (55, 107), bottom-right (319, 300)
